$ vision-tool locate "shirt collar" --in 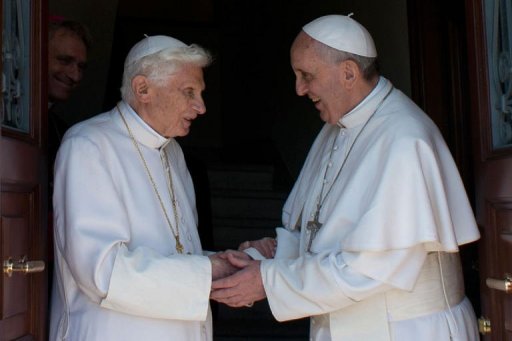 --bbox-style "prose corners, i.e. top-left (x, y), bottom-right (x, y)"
top-left (116, 100), bottom-right (171, 149)
top-left (338, 77), bottom-right (392, 128)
